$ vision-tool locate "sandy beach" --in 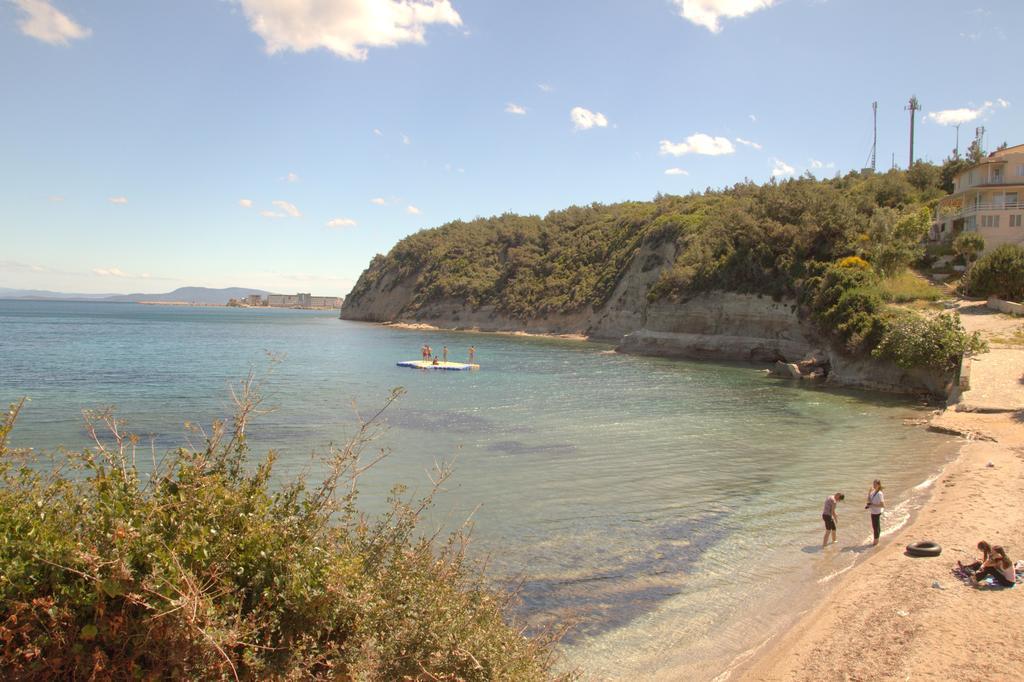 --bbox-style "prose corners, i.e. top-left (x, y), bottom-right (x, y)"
top-left (737, 302), bottom-right (1024, 681)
